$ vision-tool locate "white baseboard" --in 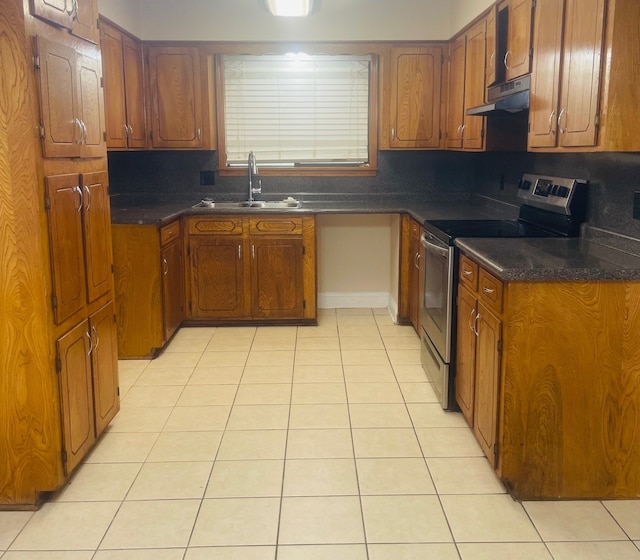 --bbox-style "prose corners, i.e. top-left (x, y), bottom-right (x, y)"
top-left (387, 294), bottom-right (399, 324)
top-left (318, 291), bottom-right (391, 309)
